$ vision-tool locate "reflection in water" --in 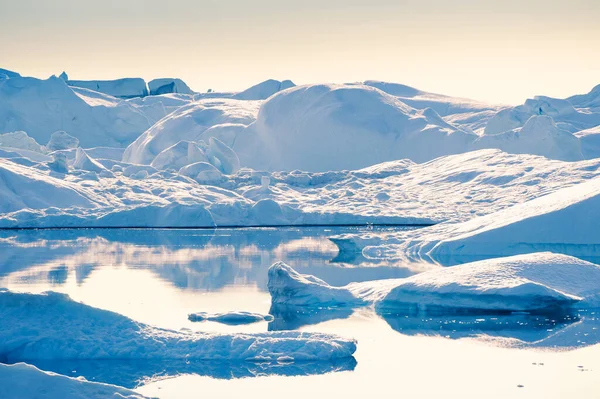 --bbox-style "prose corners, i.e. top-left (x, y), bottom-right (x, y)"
top-left (0, 227), bottom-right (421, 291)
top-left (25, 358), bottom-right (357, 389)
top-left (1, 226), bottom-right (600, 394)
top-left (268, 304), bottom-right (354, 331)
